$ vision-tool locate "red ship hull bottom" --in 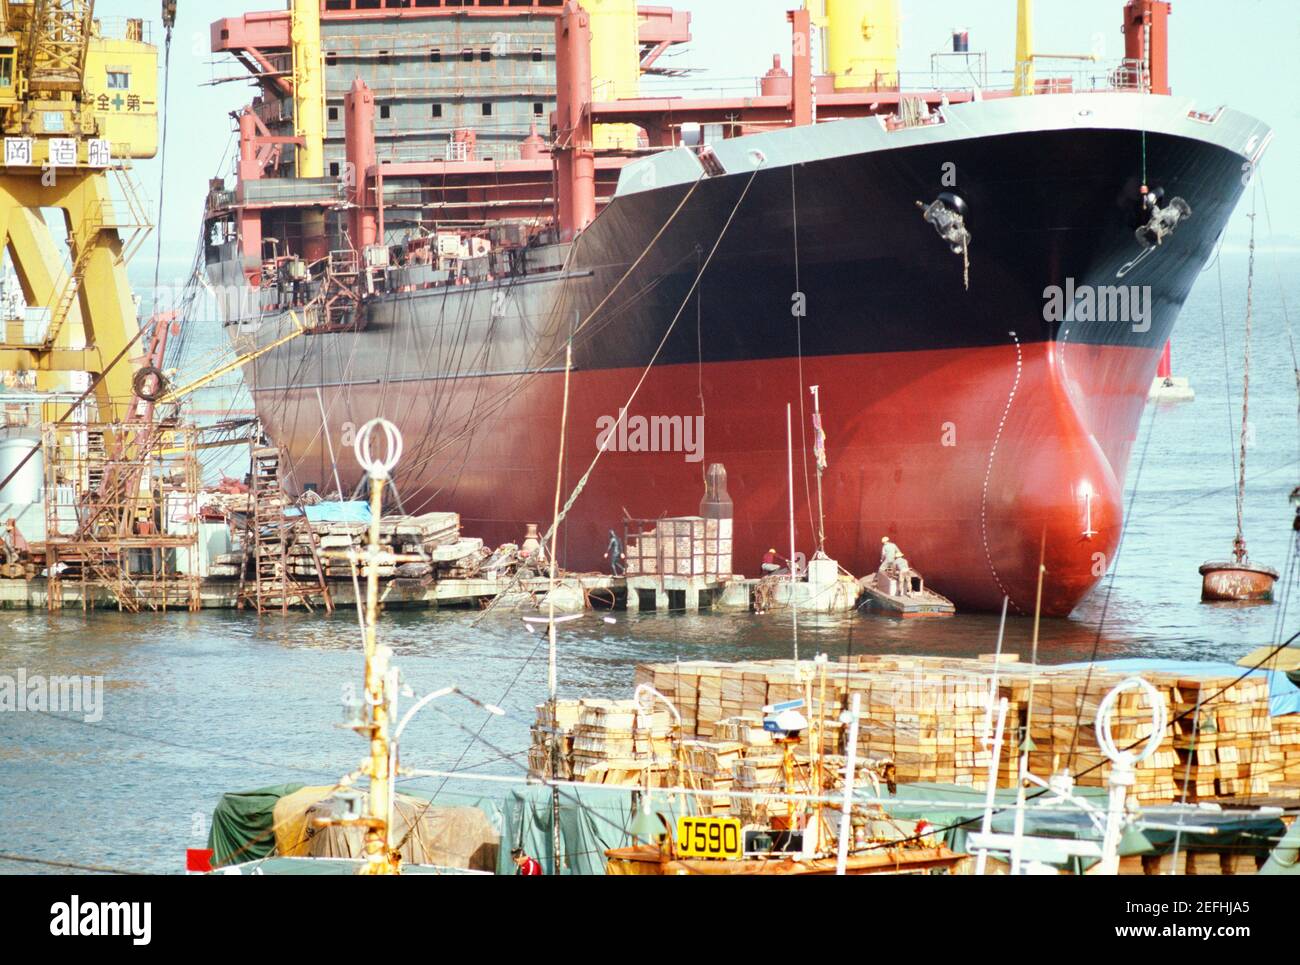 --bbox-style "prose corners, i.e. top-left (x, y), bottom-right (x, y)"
top-left (260, 339), bottom-right (1159, 617)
